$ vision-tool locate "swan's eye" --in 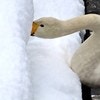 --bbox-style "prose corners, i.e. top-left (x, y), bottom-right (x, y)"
top-left (40, 24), bottom-right (44, 27)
